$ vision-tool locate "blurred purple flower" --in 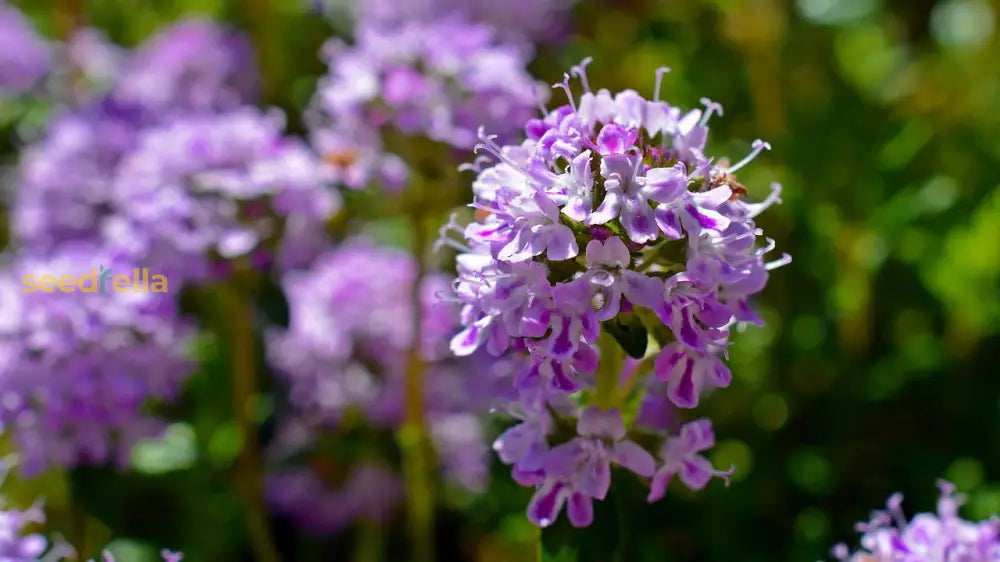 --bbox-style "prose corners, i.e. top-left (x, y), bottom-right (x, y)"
top-left (267, 464), bottom-right (404, 534)
top-left (0, 3), bottom-right (50, 94)
top-left (344, 0), bottom-right (577, 44)
top-left (111, 107), bottom-right (339, 282)
top-left (0, 501), bottom-right (47, 560)
top-left (0, 245), bottom-right (194, 474)
top-left (265, 239), bottom-right (496, 531)
top-left (309, 15), bottom-right (541, 190)
top-left (833, 480), bottom-right (1000, 562)
top-left (111, 19), bottom-right (257, 114)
